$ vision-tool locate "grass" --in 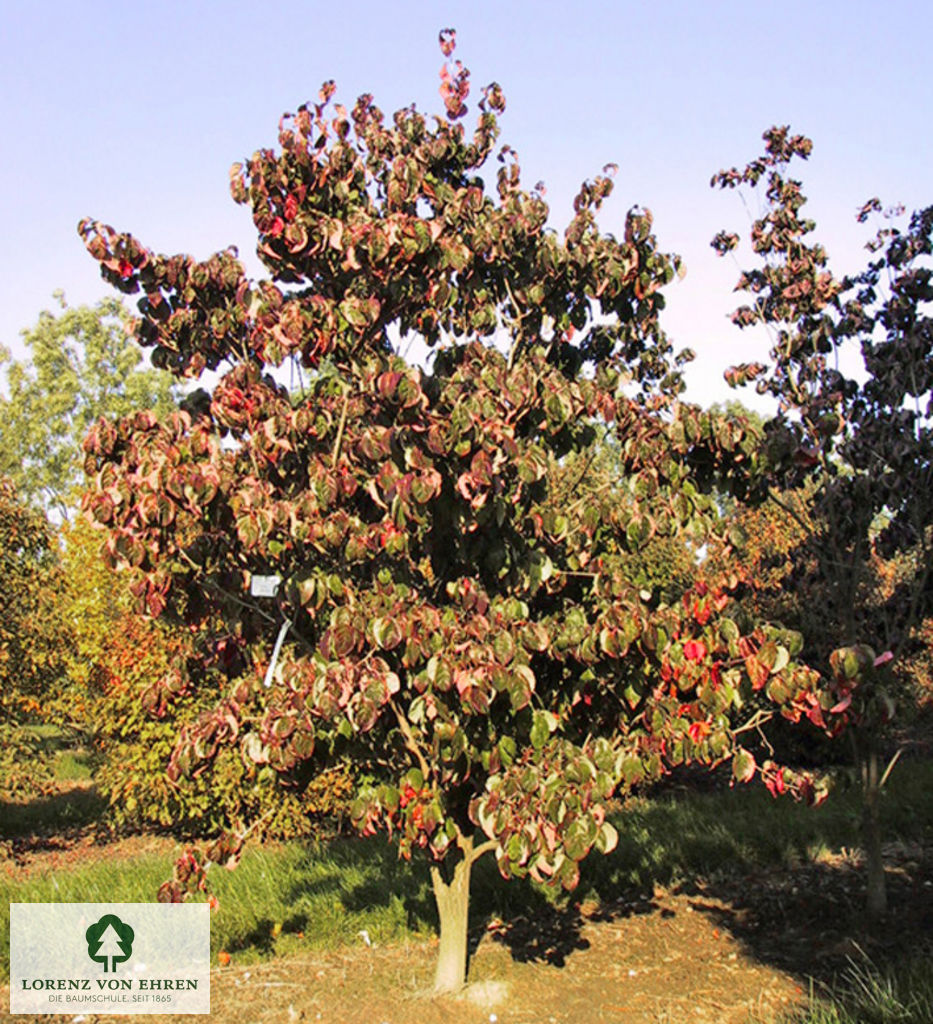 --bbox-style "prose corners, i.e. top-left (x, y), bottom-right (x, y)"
top-left (0, 838), bottom-right (436, 977)
top-left (207, 838), bottom-right (436, 956)
top-left (52, 746), bottom-right (95, 782)
top-left (6, 723), bottom-right (97, 785)
top-left (569, 755), bottom-right (933, 903)
top-left (779, 949), bottom-right (933, 1024)
top-left (38, 725), bottom-right (97, 784)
